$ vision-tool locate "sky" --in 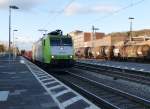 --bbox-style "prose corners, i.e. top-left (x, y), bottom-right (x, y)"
top-left (0, 0), bottom-right (150, 50)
